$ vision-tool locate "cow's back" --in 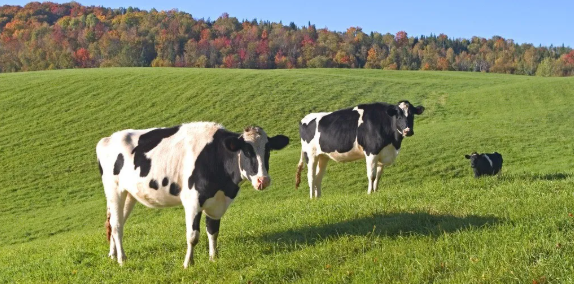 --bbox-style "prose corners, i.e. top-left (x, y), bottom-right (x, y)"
top-left (96, 122), bottom-right (224, 208)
